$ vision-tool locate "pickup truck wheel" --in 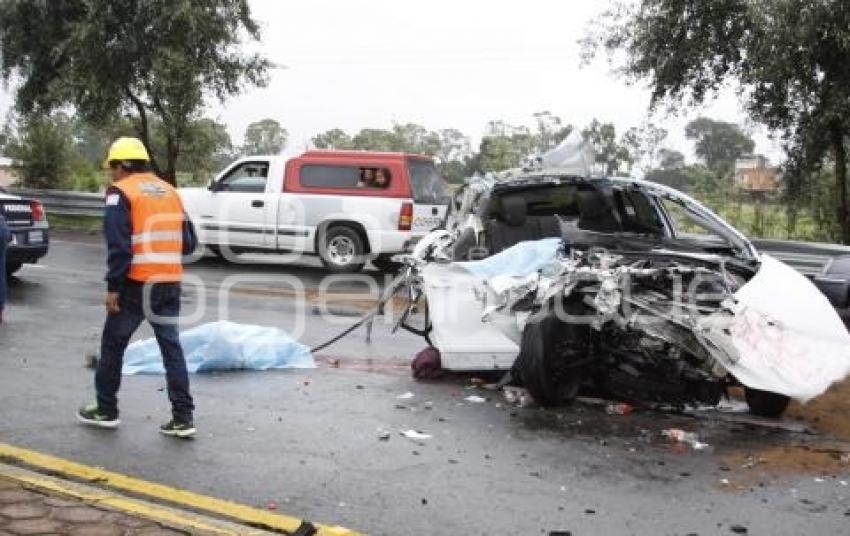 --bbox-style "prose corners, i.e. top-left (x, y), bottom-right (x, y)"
top-left (5, 262), bottom-right (22, 276)
top-left (515, 308), bottom-right (589, 407)
top-left (744, 387), bottom-right (790, 418)
top-left (319, 226), bottom-right (366, 273)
